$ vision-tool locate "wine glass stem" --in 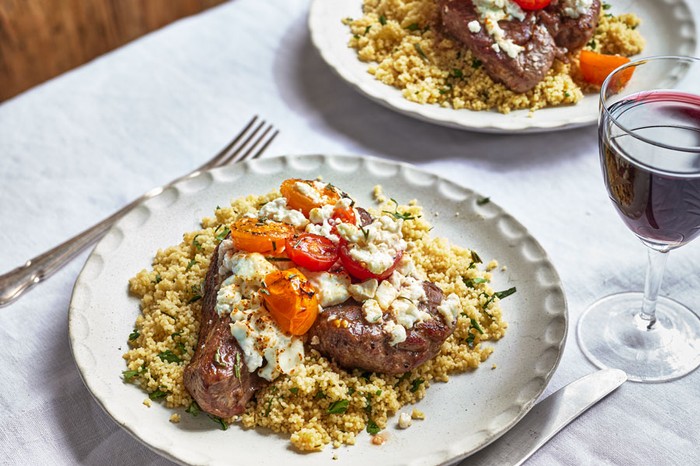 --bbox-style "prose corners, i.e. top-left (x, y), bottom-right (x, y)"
top-left (640, 248), bottom-right (669, 328)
